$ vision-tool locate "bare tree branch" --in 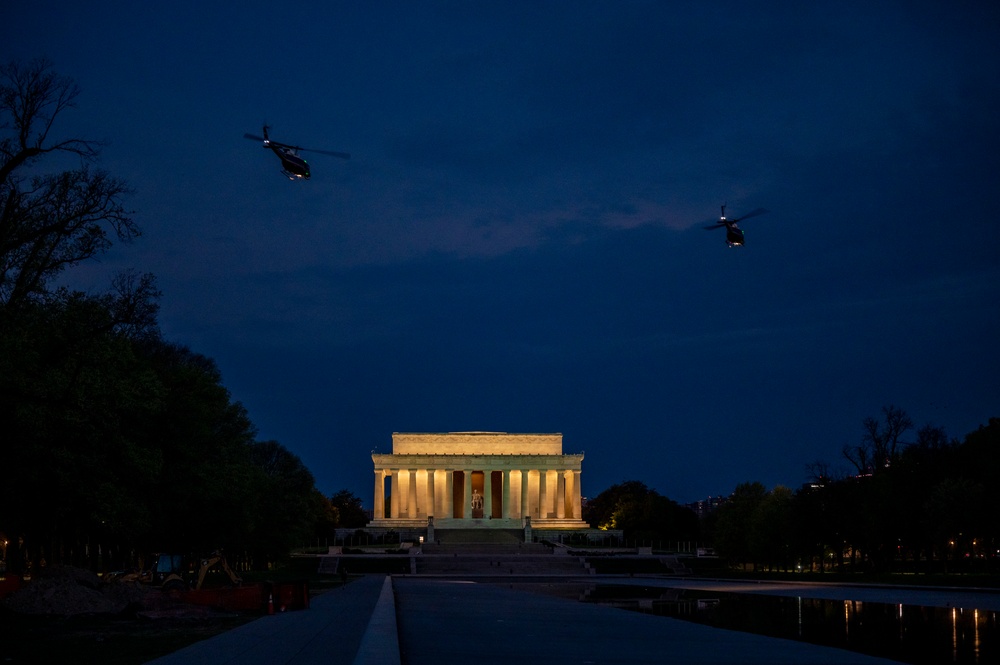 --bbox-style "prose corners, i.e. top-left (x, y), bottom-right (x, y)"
top-left (1, 59), bottom-right (136, 310)
top-left (843, 405), bottom-right (913, 475)
top-left (0, 57), bottom-right (101, 184)
top-left (108, 270), bottom-right (161, 341)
